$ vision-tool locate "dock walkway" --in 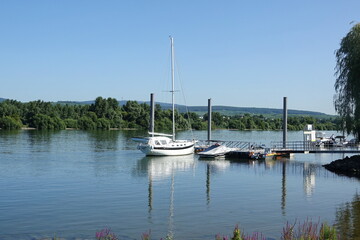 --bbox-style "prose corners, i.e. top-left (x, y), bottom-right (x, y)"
top-left (271, 141), bottom-right (360, 154)
top-left (196, 140), bottom-right (360, 159)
